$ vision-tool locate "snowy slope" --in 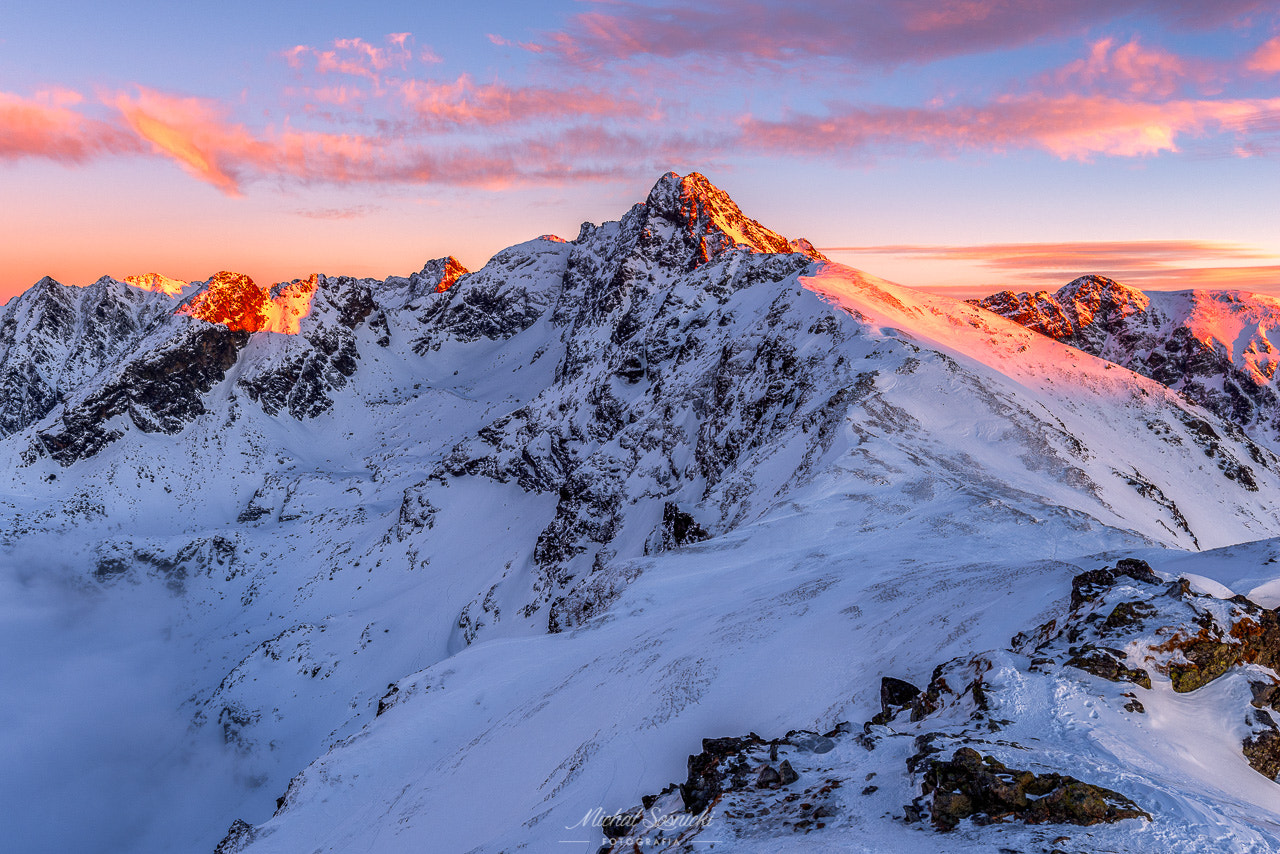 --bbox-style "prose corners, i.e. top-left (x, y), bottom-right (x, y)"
top-left (1, 174), bottom-right (1280, 854)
